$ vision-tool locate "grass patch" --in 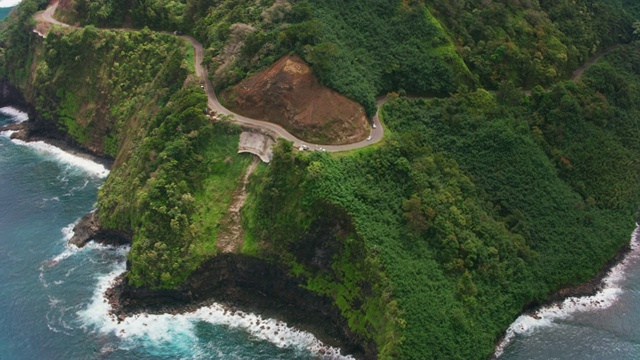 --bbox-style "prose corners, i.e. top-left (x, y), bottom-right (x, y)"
top-left (181, 38), bottom-right (195, 74)
top-left (192, 133), bottom-right (252, 256)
